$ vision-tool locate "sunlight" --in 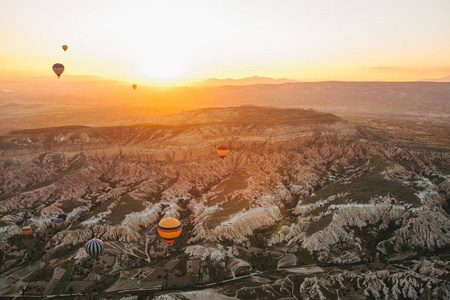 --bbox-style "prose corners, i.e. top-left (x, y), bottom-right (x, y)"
top-left (138, 57), bottom-right (186, 80)
top-left (1, 0), bottom-right (449, 81)
top-left (0, 1), bottom-right (450, 298)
